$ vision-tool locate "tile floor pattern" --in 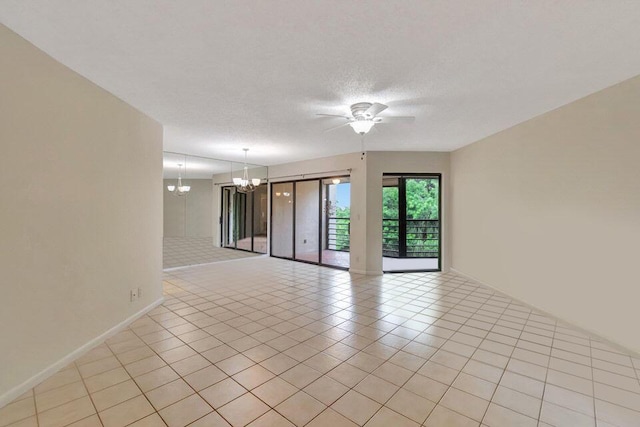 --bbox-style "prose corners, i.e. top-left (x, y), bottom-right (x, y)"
top-left (3, 257), bottom-right (640, 427)
top-left (163, 237), bottom-right (260, 269)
